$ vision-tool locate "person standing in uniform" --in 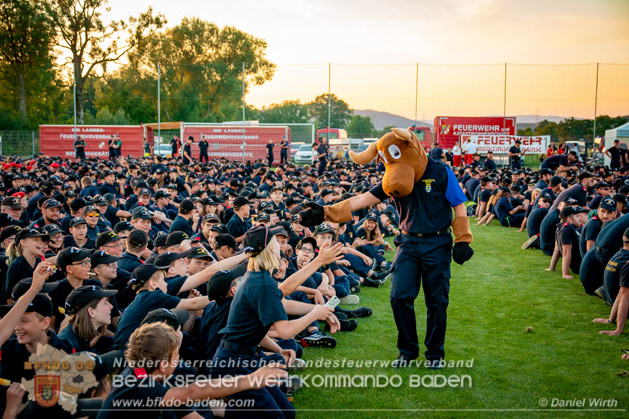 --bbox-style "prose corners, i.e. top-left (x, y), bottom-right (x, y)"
top-left (605, 139), bottom-right (622, 169)
top-left (114, 134), bottom-right (122, 158)
top-left (452, 142), bottom-right (462, 167)
top-left (280, 136), bottom-right (289, 165)
top-left (108, 134), bottom-right (116, 161)
top-left (509, 139), bottom-right (524, 170)
top-left (198, 135), bottom-right (209, 163)
top-left (74, 135), bottom-right (86, 160)
top-left (182, 136), bottom-right (193, 166)
top-left (316, 138), bottom-right (329, 176)
top-left (299, 128), bottom-right (474, 368)
top-left (266, 139), bottom-right (275, 166)
top-left (170, 135), bottom-right (181, 158)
